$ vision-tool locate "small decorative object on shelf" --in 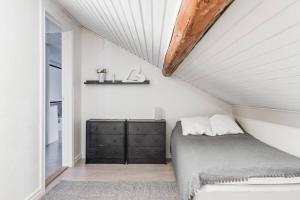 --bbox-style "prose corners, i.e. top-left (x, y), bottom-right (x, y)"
top-left (86, 66), bottom-right (149, 85)
top-left (84, 80), bottom-right (150, 85)
top-left (122, 67), bottom-right (146, 83)
top-left (96, 68), bottom-right (108, 82)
